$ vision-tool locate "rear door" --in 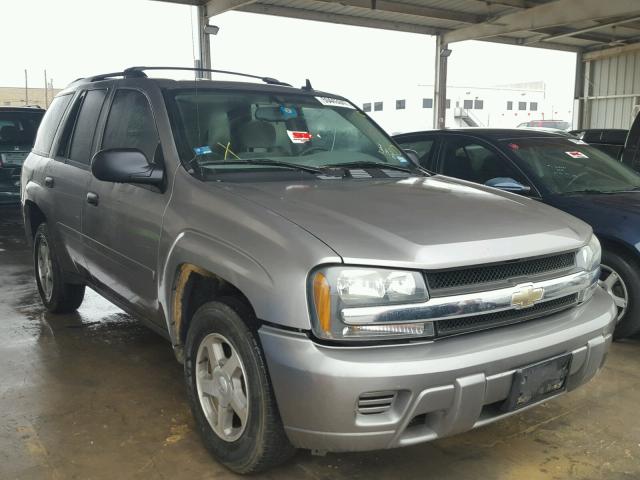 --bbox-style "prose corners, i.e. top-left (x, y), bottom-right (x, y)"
top-left (47, 88), bottom-right (108, 271)
top-left (82, 88), bottom-right (168, 321)
top-left (622, 113), bottom-right (640, 171)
